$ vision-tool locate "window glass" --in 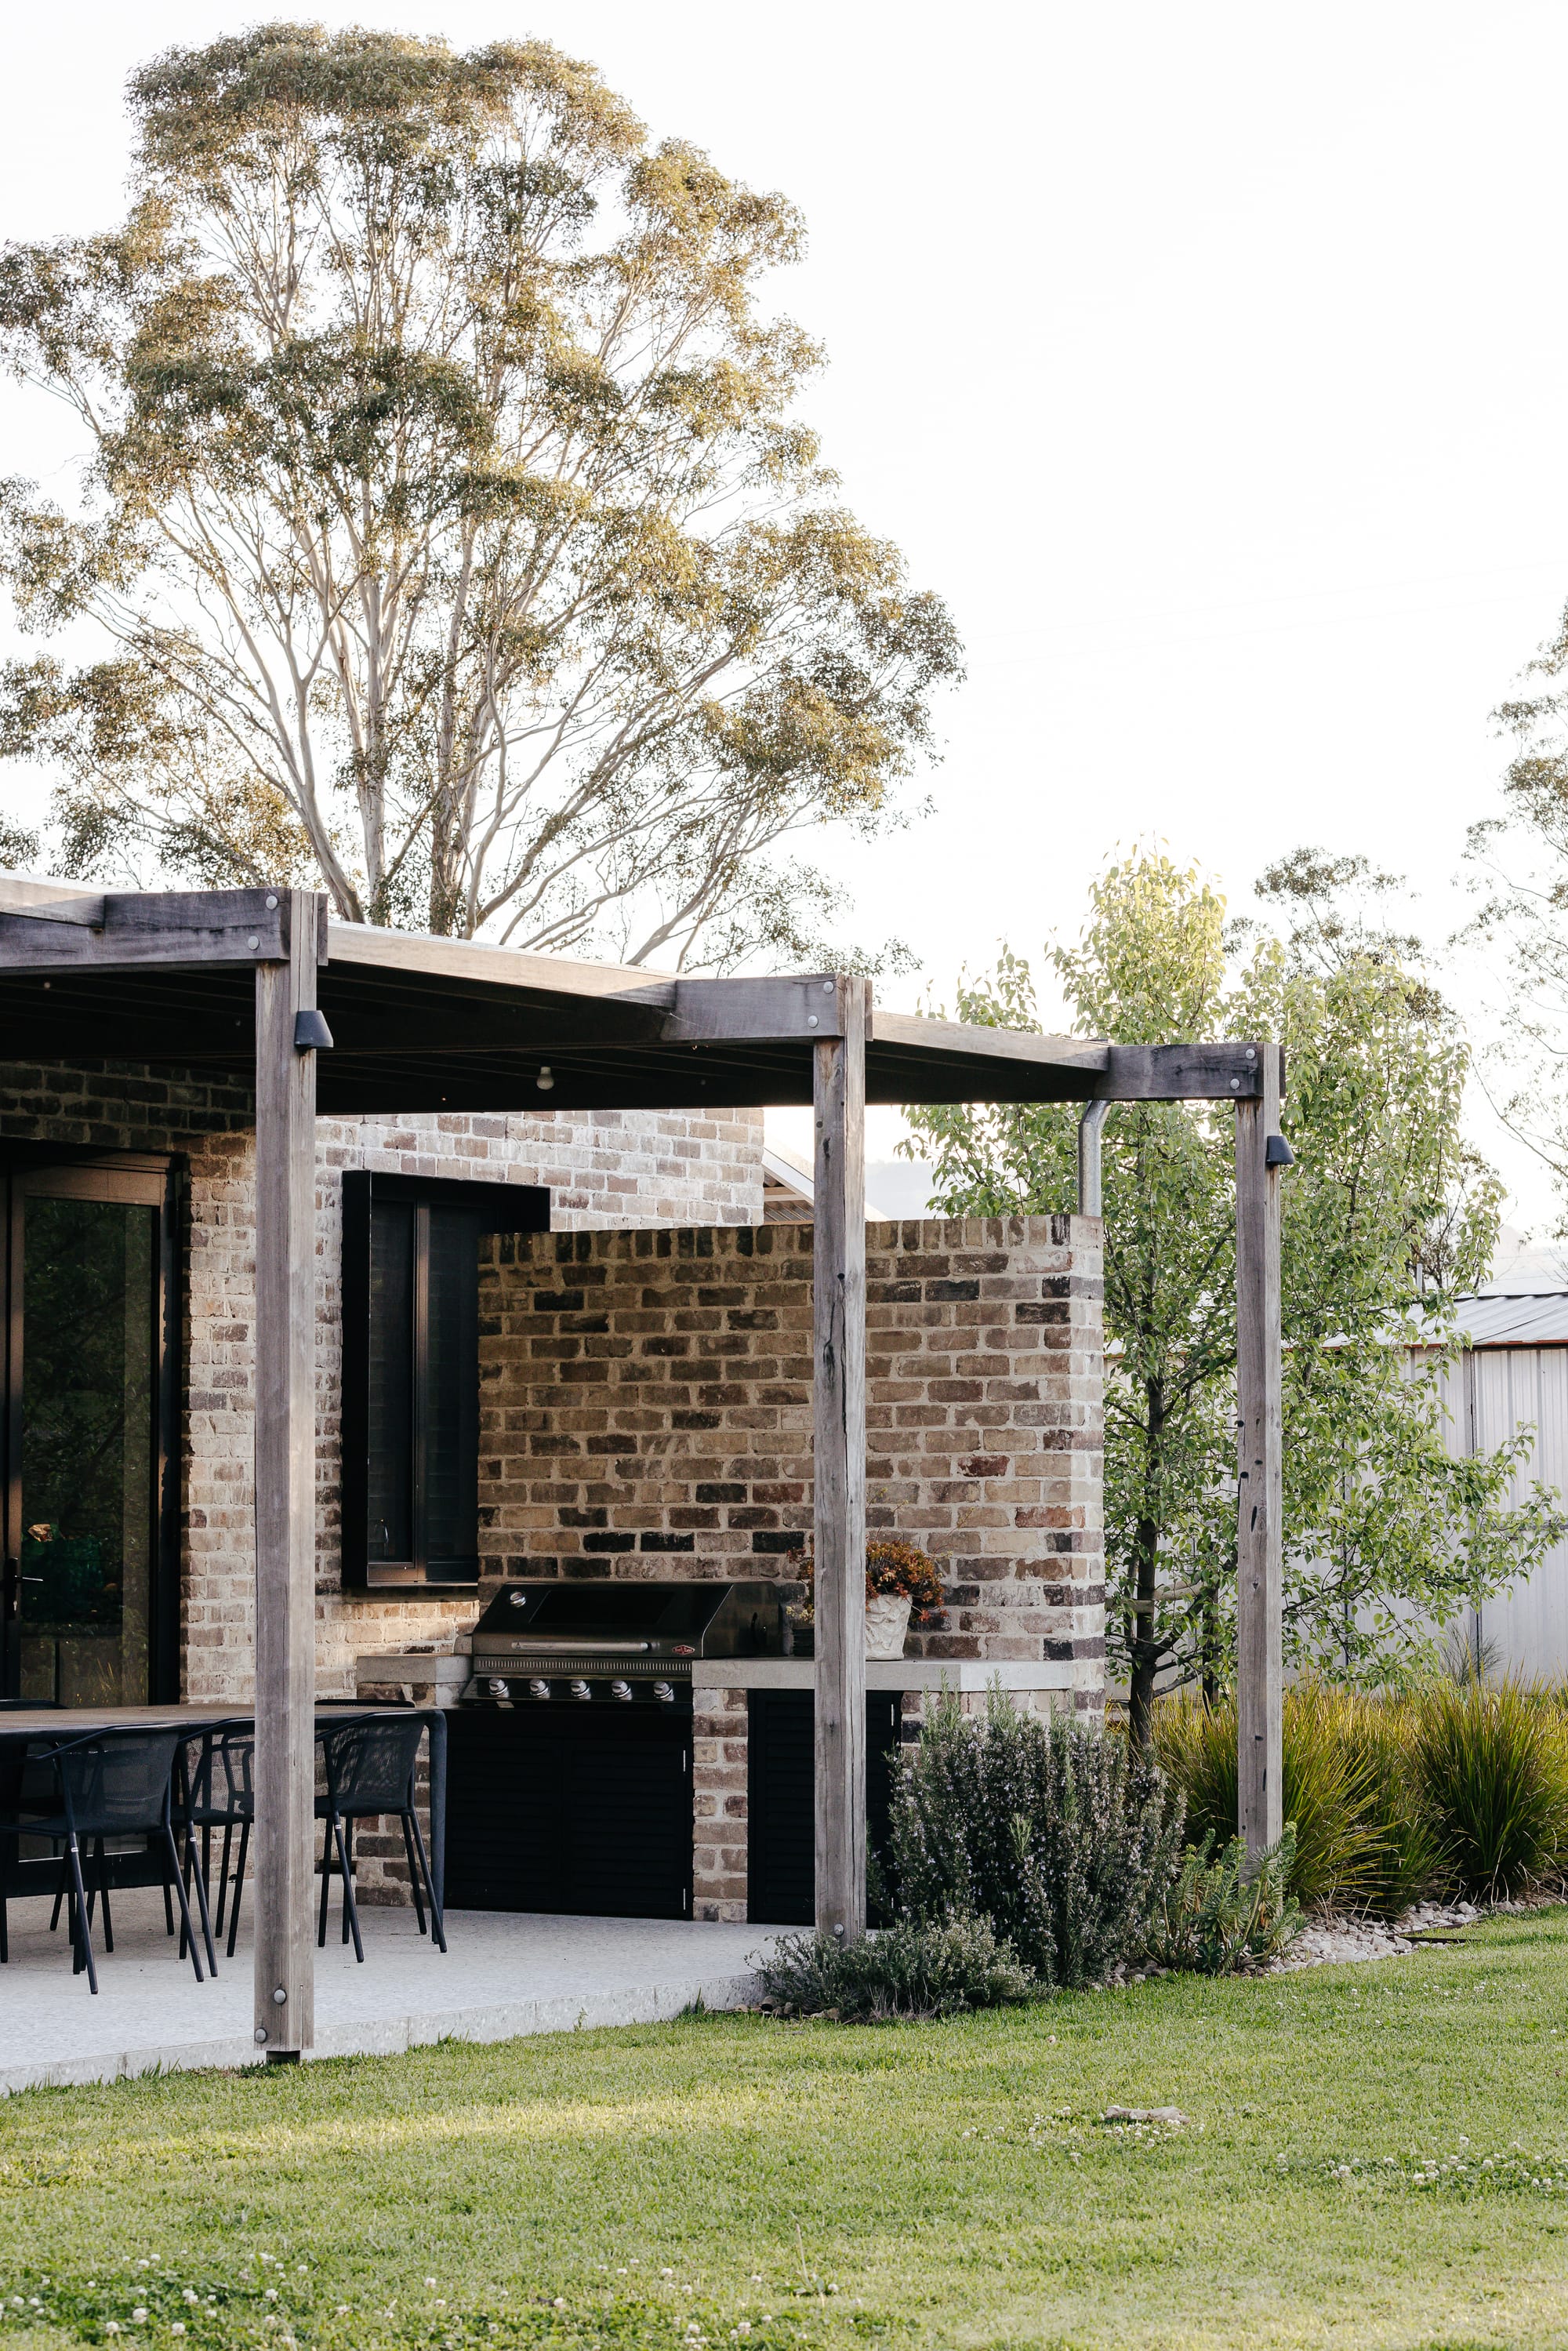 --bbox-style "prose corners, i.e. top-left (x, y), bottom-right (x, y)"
top-left (365, 1199), bottom-right (415, 1564)
top-left (19, 1195), bottom-right (157, 1706)
top-left (425, 1207), bottom-right (479, 1578)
